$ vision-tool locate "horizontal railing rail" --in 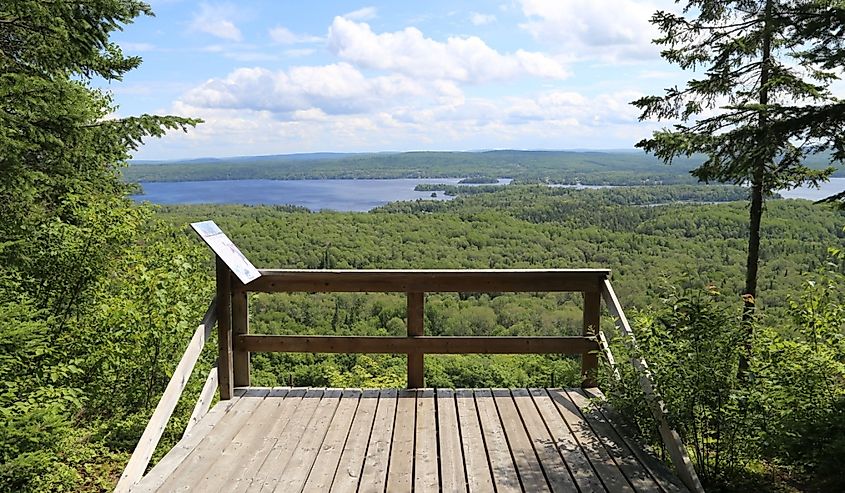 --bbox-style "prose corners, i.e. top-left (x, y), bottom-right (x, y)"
top-left (245, 268), bottom-right (610, 293)
top-left (238, 335), bottom-right (599, 354)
